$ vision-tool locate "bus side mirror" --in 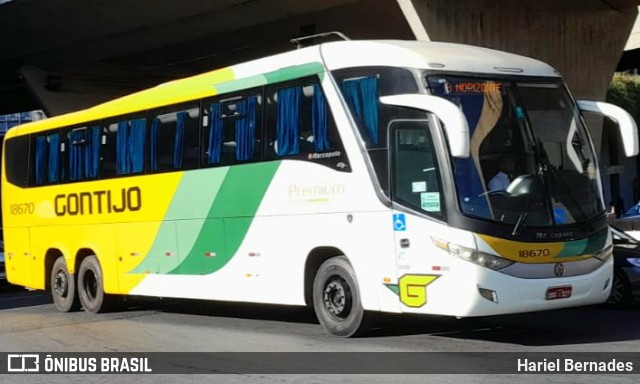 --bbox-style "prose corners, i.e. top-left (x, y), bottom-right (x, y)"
top-left (380, 94), bottom-right (470, 158)
top-left (577, 100), bottom-right (639, 157)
